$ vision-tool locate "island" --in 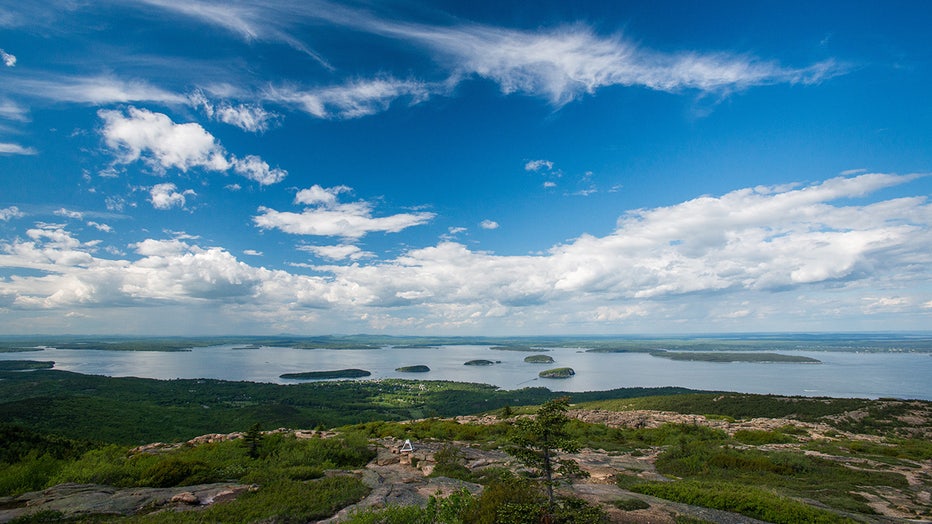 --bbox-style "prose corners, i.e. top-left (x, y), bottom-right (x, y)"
top-left (539, 367), bottom-right (575, 378)
top-left (279, 369), bottom-right (371, 380)
top-left (650, 351), bottom-right (821, 363)
top-left (490, 345), bottom-right (547, 352)
top-left (0, 360), bottom-right (55, 371)
top-left (524, 354), bottom-right (555, 364)
top-left (464, 359), bottom-right (497, 366)
top-left (395, 365), bottom-right (431, 373)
